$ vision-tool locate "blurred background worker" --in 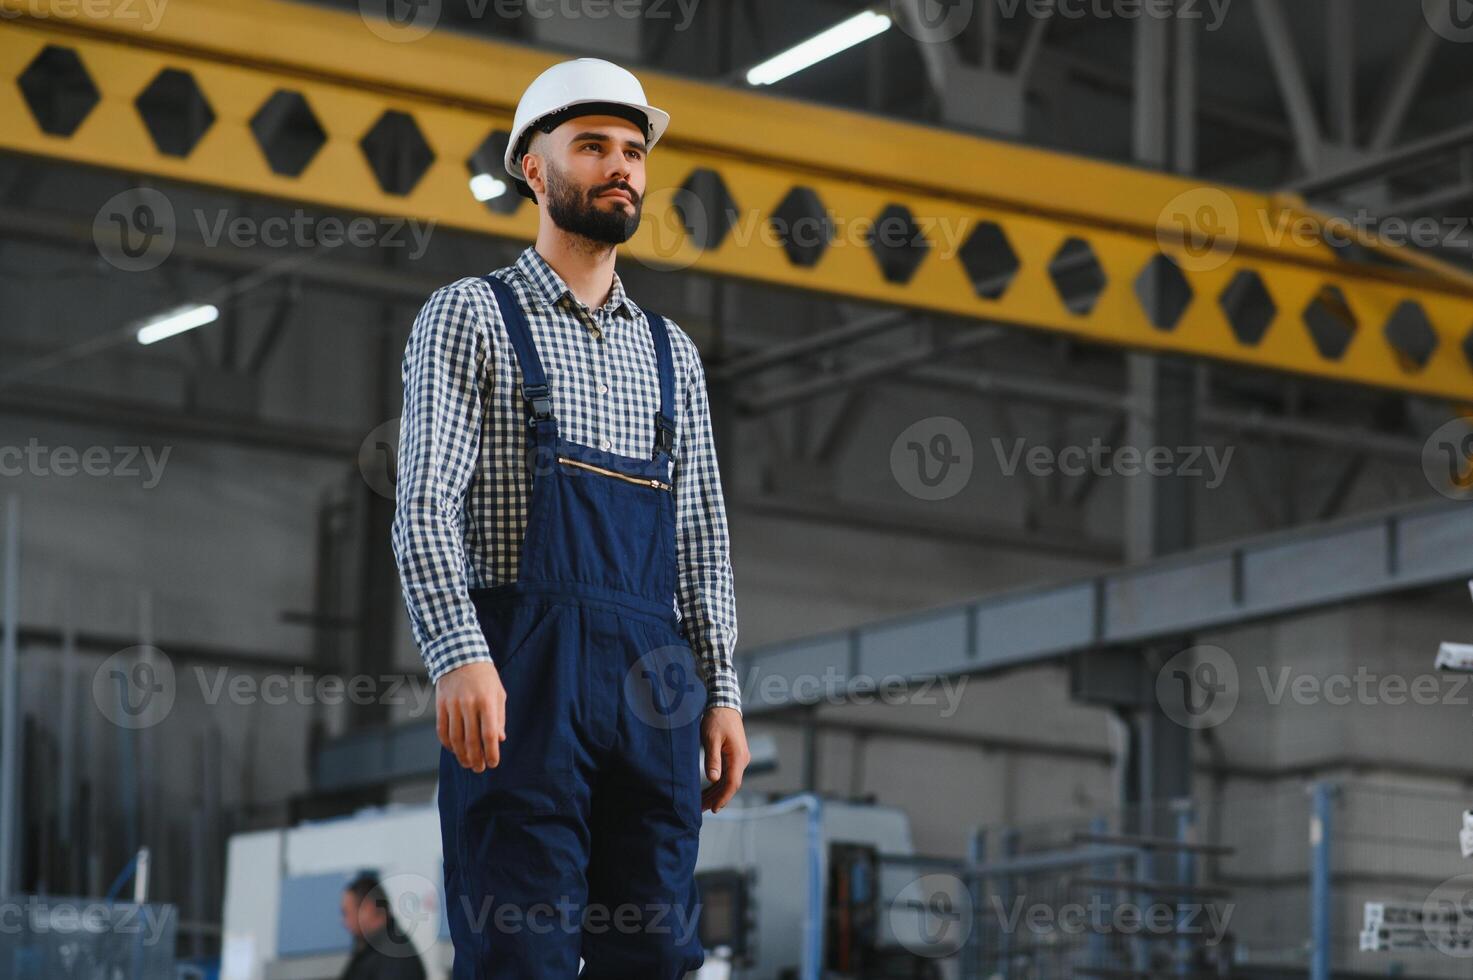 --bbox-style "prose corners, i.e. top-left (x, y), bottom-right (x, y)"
top-left (338, 872), bottom-right (427, 980)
